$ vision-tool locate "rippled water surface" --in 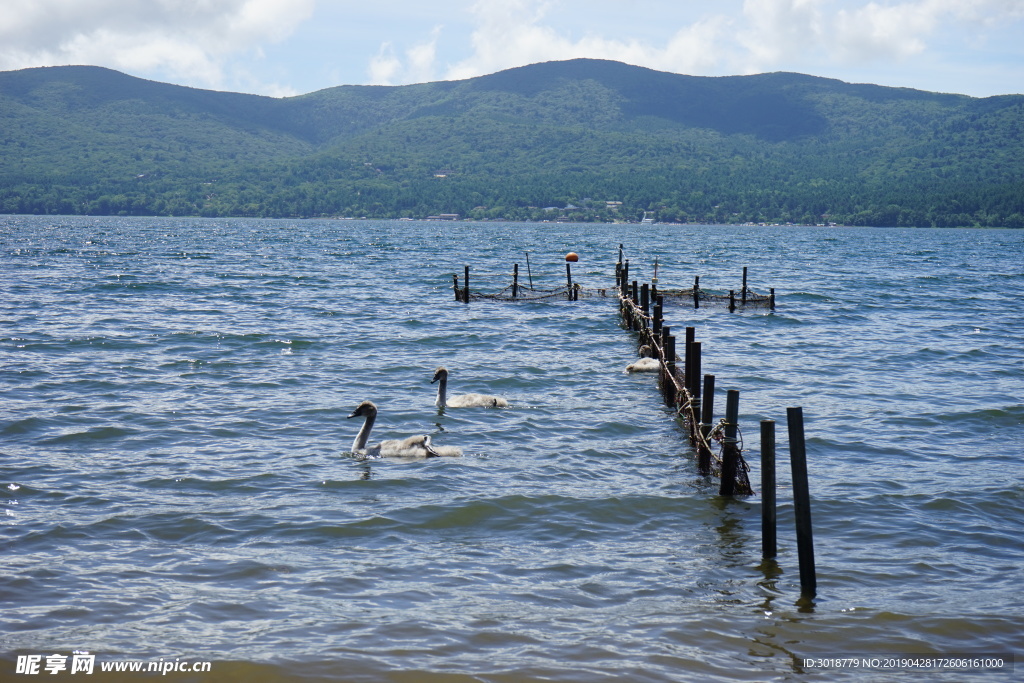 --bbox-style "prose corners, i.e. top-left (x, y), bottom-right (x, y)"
top-left (2, 216), bottom-right (1022, 681)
